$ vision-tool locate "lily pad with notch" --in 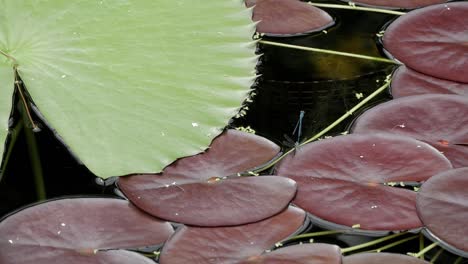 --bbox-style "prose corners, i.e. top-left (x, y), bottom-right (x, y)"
top-left (391, 66), bottom-right (468, 98)
top-left (118, 129), bottom-right (297, 227)
top-left (275, 133), bottom-right (452, 233)
top-left (351, 94), bottom-right (468, 168)
top-left (344, 253), bottom-right (429, 264)
top-left (159, 206), bottom-right (308, 264)
top-left (383, 2), bottom-right (468, 83)
top-left (247, 0), bottom-right (334, 36)
top-left (416, 167), bottom-right (468, 258)
top-left (0, 197), bottom-right (174, 264)
top-left (339, 0), bottom-right (447, 9)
